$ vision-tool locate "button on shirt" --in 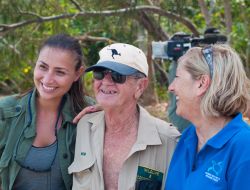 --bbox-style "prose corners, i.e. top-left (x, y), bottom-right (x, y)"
top-left (165, 113), bottom-right (250, 190)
